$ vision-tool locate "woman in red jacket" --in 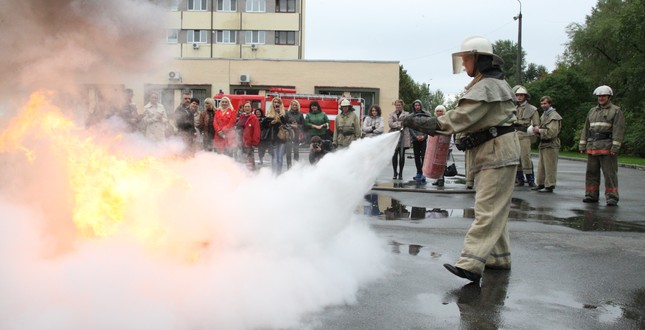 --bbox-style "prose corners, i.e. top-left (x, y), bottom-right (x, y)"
top-left (213, 96), bottom-right (237, 155)
top-left (239, 101), bottom-right (260, 170)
